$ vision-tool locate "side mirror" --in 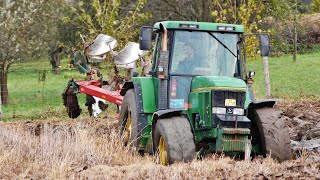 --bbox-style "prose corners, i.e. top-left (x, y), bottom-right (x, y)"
top-left (139, 26), bottom-right (152, 50)
top-left (259, 34), bottom-right (270, 57)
